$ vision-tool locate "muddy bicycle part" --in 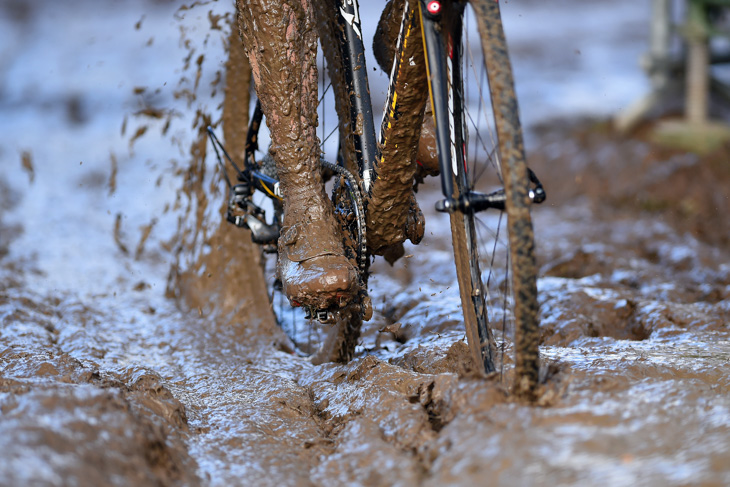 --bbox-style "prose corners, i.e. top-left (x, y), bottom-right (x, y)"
top-left (225, 0), bottom-right (545, 389)
top-left (207, 127), bottom-right (281, 248)
top-left (472, 0), bottom-right (544, 397)
top-left (208, 120), bottom-right (372, 358)
top-left (322, 0), bottom-right (545, 387)
top-left (210, 122), bottom-right (368, 270)
top-left (415, 0), bottom-right (544, 394)
top-left (333, 0), bottom-right (378, 192)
